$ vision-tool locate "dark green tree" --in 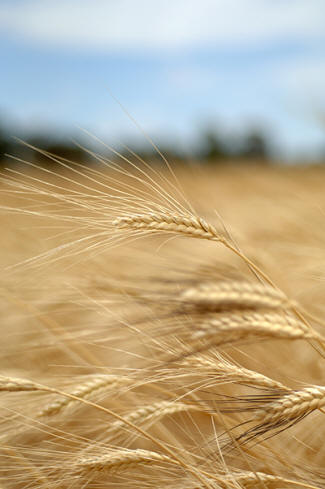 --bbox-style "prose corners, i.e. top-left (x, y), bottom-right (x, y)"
top-left (0, 126), bottom-right (10, 164)
top-left (239, 130), bottom-right (270, 160)
top-left (197, 129), bottom-right (227, 162)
